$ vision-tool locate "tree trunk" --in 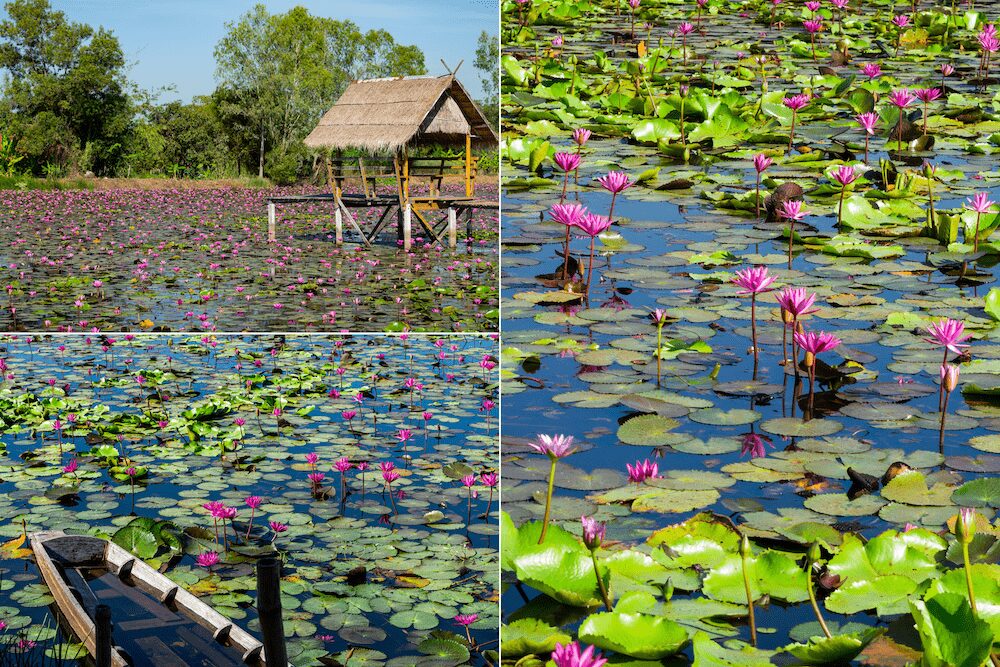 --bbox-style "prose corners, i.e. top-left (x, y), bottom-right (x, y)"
top-left (258, 122), bottom-right (265, 179)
